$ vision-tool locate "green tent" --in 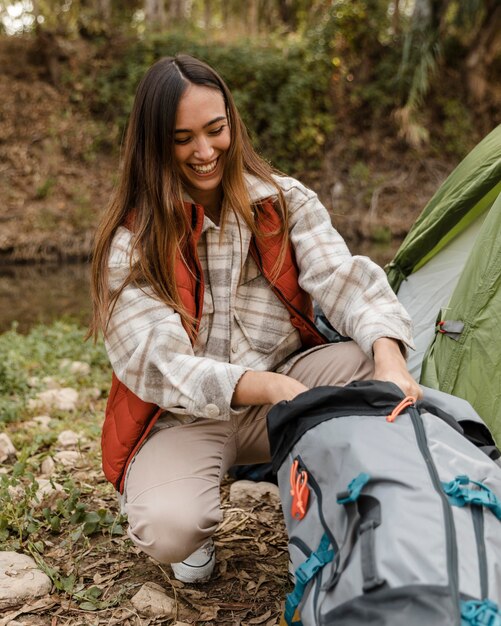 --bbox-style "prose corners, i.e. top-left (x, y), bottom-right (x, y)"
top-left (386, 124), bottom-right (501, 443)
